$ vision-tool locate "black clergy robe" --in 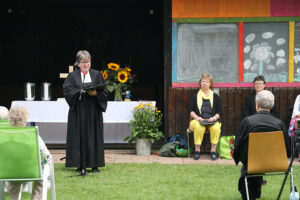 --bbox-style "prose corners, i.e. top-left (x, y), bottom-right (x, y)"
top-left (63, 69), bottom-right (108, 168)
